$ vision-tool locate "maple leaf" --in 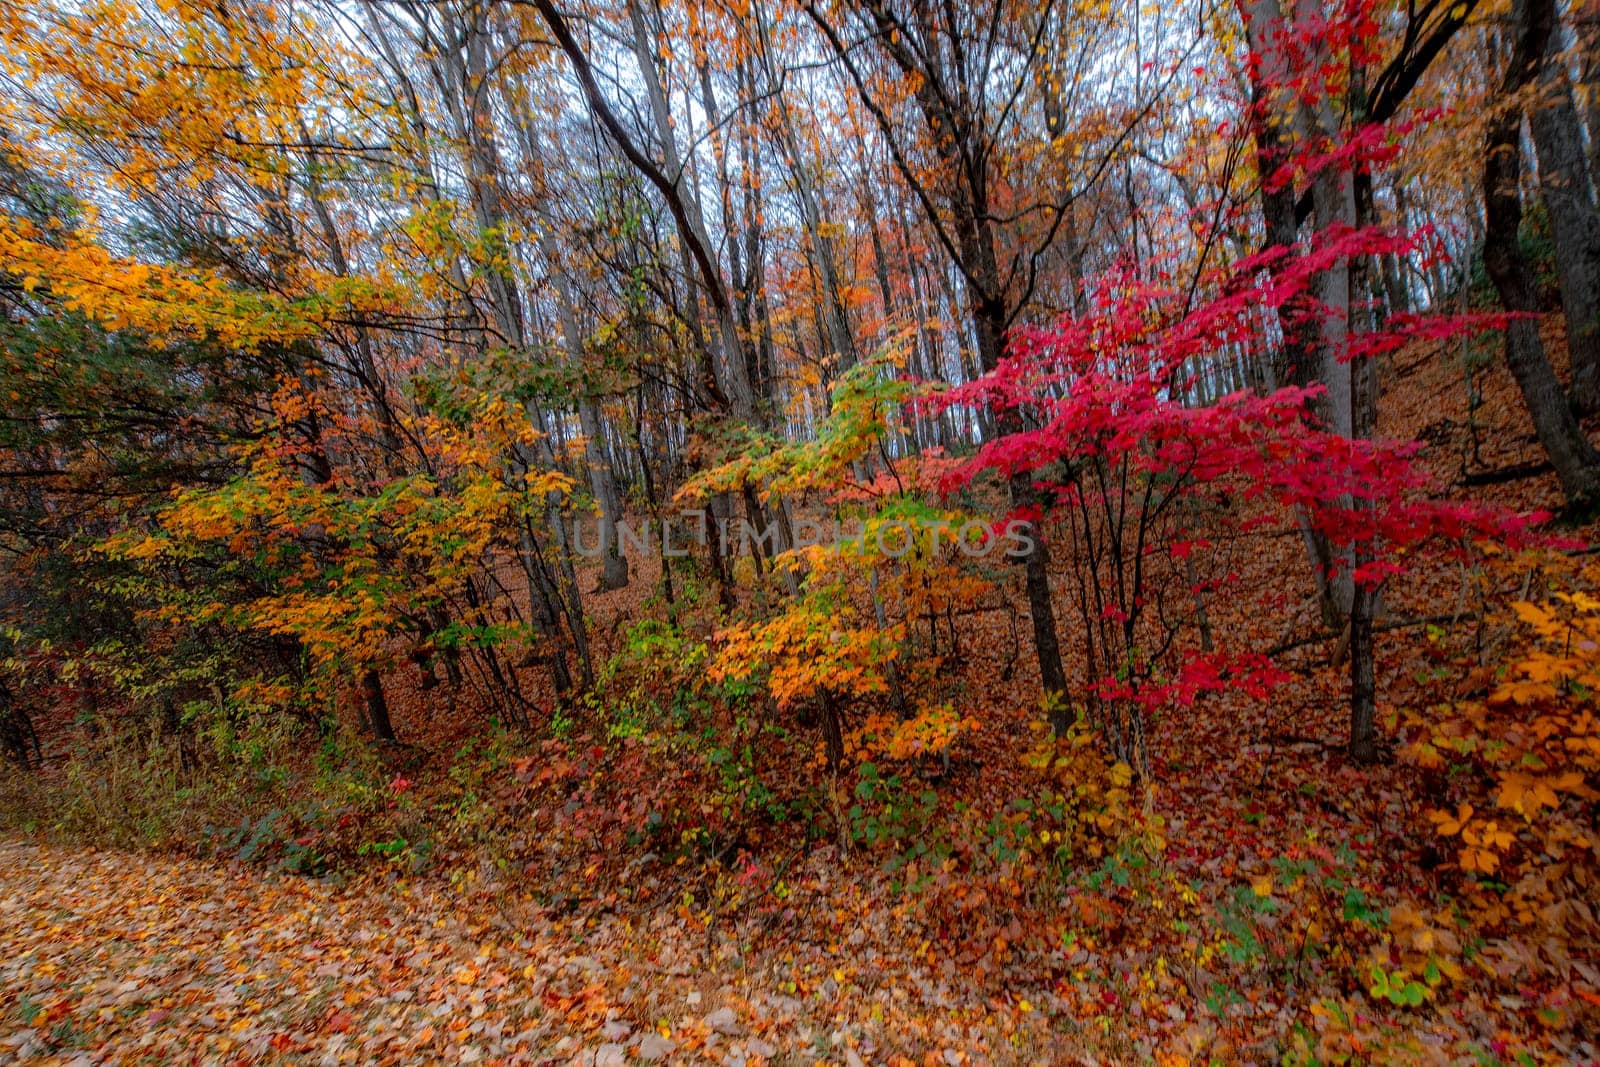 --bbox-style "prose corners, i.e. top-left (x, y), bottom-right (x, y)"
top-left (1427, 803), bottom-right (1473, 837)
